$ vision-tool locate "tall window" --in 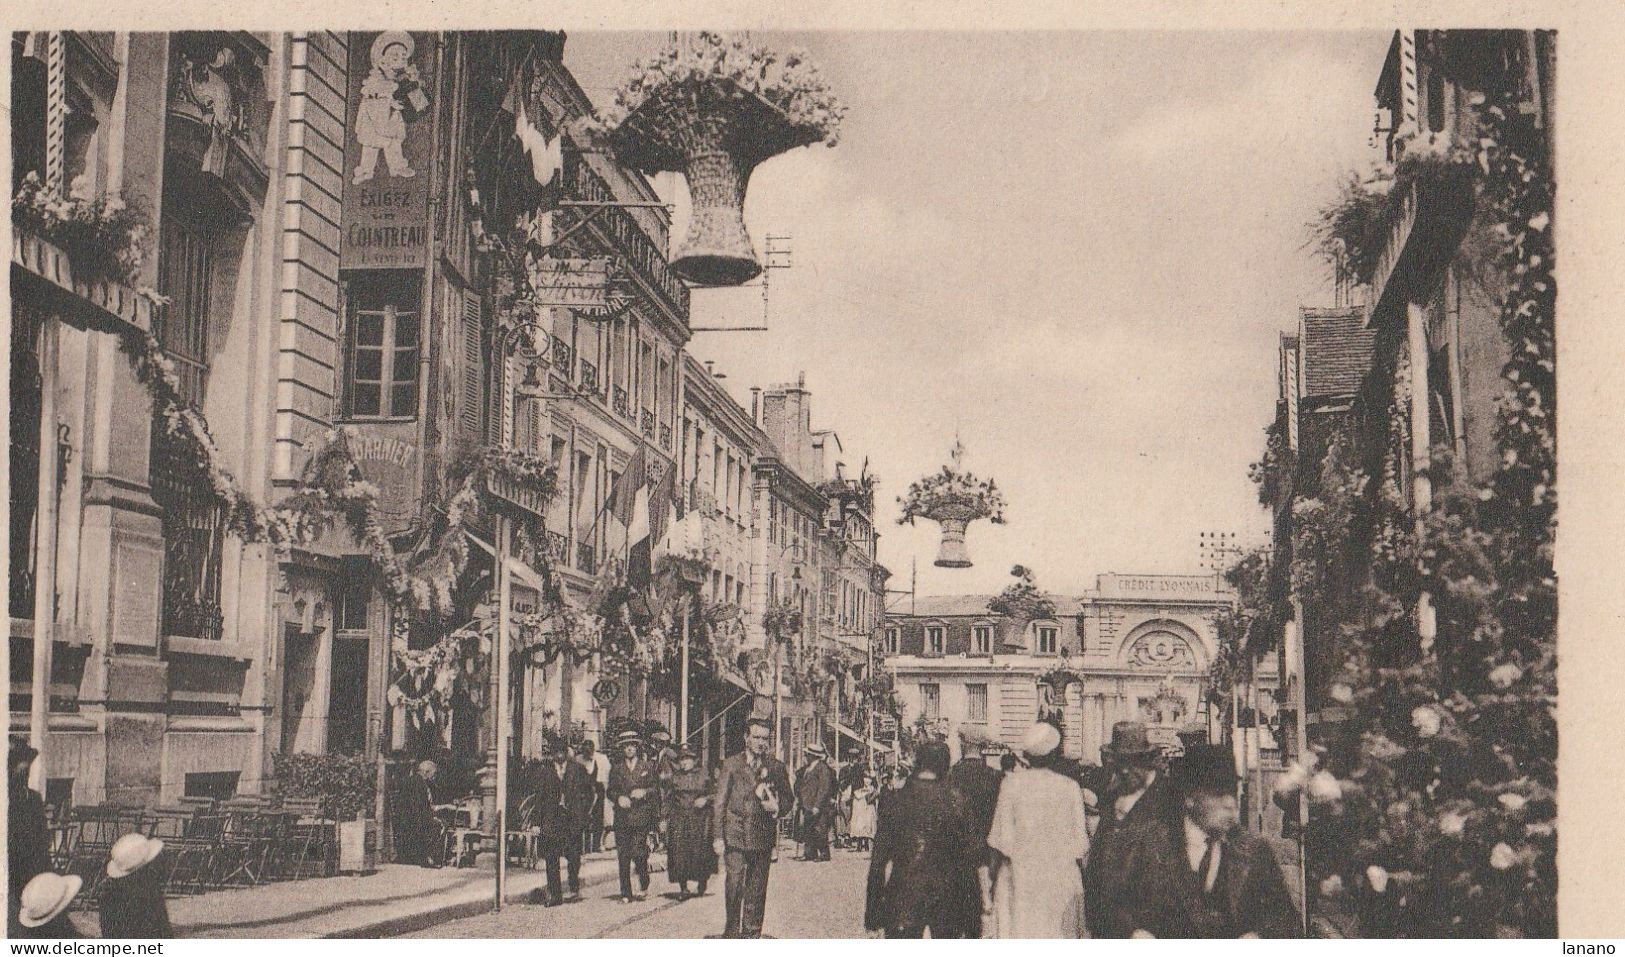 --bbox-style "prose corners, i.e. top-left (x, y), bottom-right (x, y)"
top-left (920, 683), bottom-right (941, 722)
top-left (926, 626), bottom-right (945, 655)
top-left (972, 625), bottom-right (993, 655)
top-left (1036, 625), bottom-right (1059, 655)
top-left (345, 272), bottom-right (421, 418)
top-left (966, 683), bottom-right (989, 723)
top-left (152, 212), bottom-right (226, 640)
top-left (885, 627), bottom-right (899, 654)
